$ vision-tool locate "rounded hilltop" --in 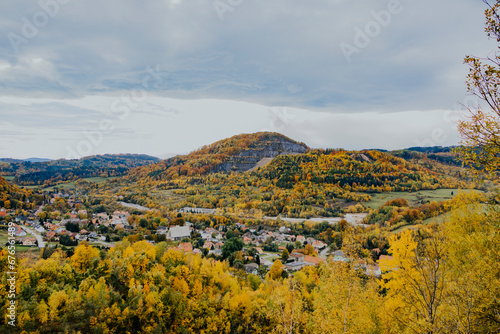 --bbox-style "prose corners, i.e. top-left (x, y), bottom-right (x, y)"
top-left (131, 132), bottom-right (309, 180)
